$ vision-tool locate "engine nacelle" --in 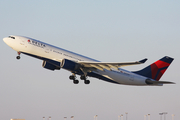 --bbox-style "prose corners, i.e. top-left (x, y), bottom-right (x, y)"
top-left (42, 60), bottom-right (61, 71)
top-left (61, 59), bottom-right (81, 71)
